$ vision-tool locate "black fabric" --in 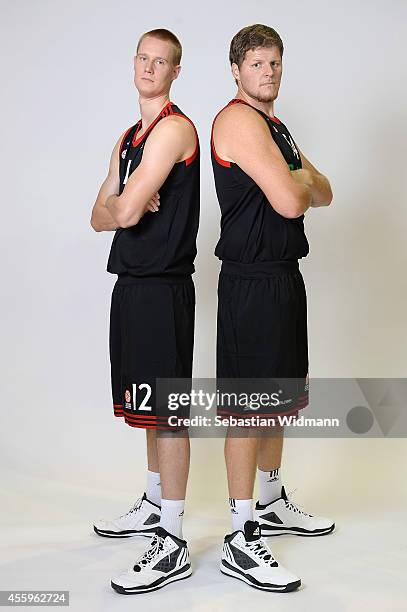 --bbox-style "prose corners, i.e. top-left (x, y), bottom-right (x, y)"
top-left (110, 275), bottom-right (195, 429)
top-left (212, 100), bottom-right (309, 419)
top-left (216, 261), bottom-right (308, 381)
top-left (211, 98), bottom-right (309, 264)
top-left (107, 102), bottom-right (200, 278)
